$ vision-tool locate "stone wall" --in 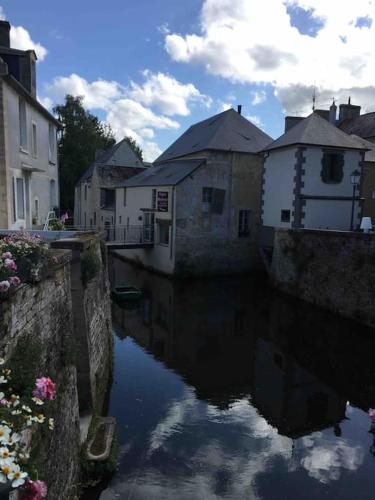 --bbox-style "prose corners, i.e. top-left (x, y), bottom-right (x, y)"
top-left (271, 228), bottom-right (375, 327)
top-left (0, 249), bottom-right (80, 499)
